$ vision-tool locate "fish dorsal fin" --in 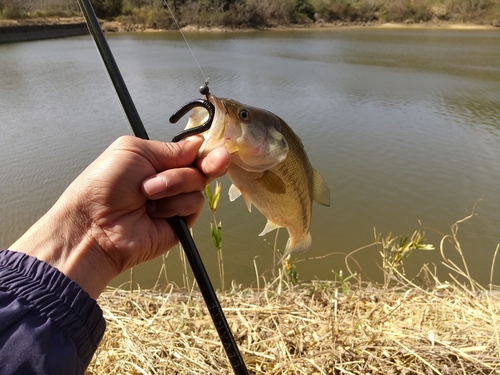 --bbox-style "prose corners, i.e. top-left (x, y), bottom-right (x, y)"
top-left (312, 169), bottom-right (330, 207)
top-left (257, 170), bottom-right (286, 194)
top-left (259, 220), bottom-right (282, 236)
top-left (229, 184), bottom-right (253, 212)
